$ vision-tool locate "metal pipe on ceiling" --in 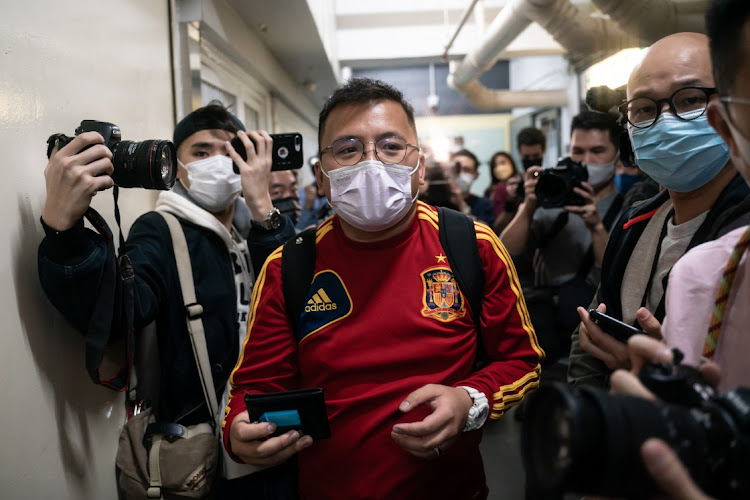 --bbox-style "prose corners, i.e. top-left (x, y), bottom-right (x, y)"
top-left (450, 0), bottom-right (634, 110)
top-left (442, 0), bottom-right (482, 61)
